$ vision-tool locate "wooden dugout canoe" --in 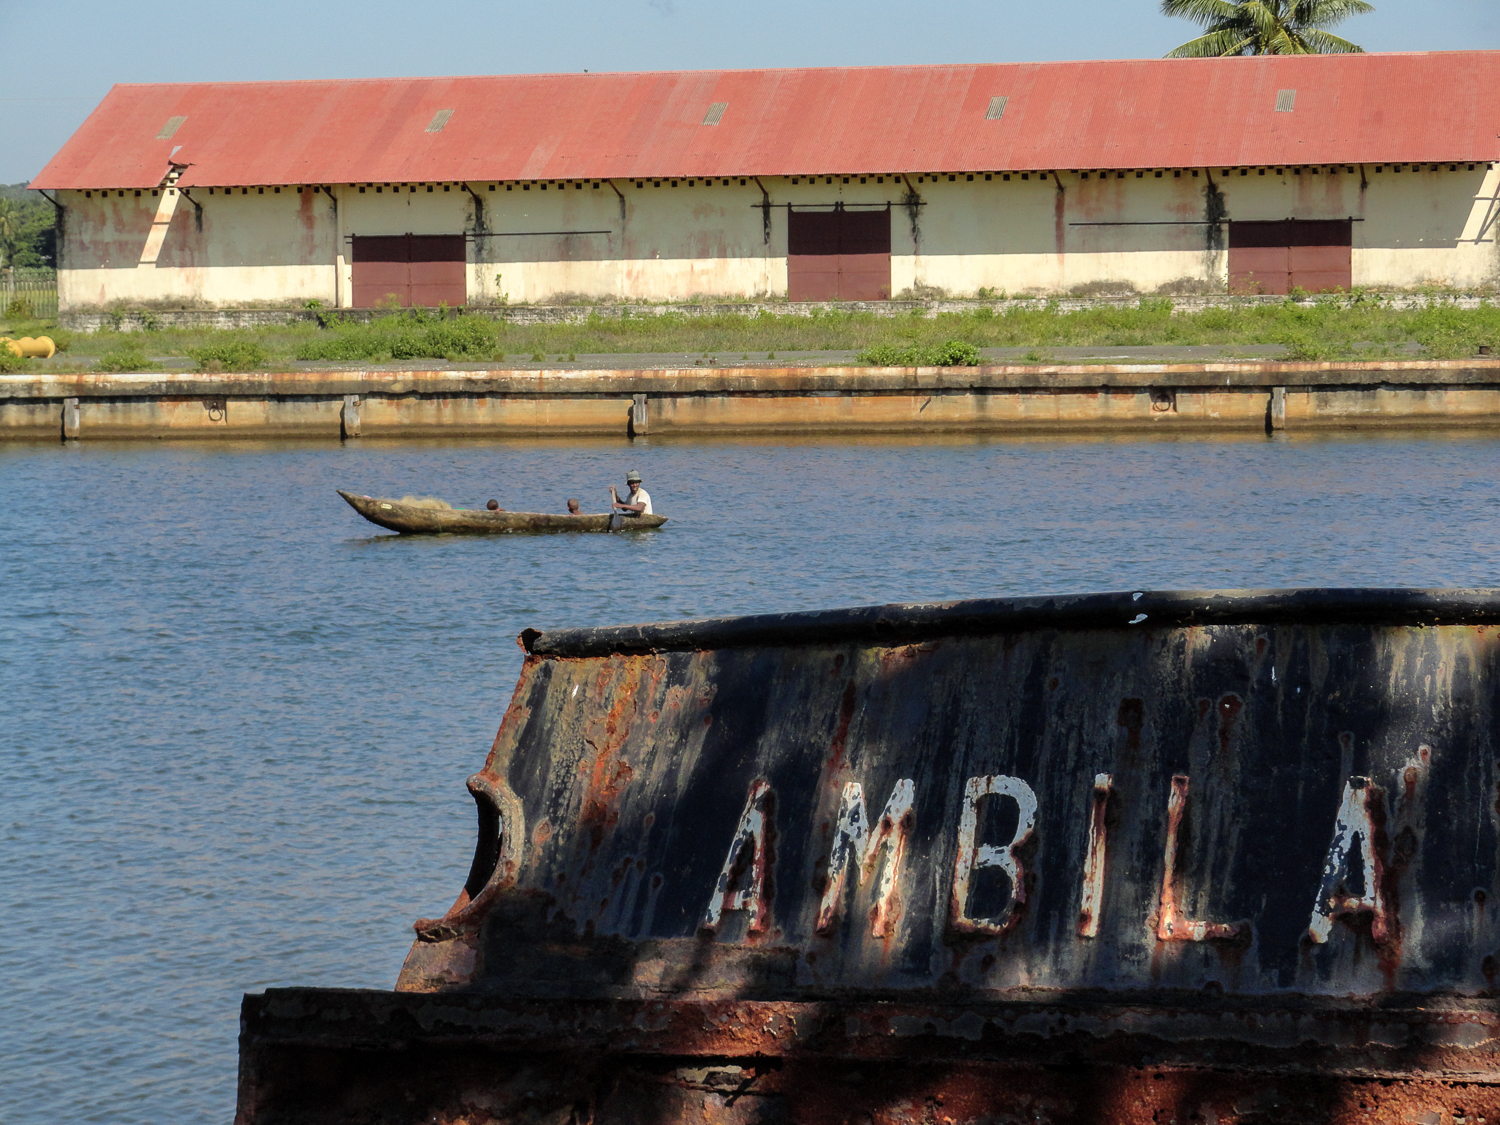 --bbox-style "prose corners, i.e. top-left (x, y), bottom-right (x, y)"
top-left (337, 490), bottom-right (669, 534)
